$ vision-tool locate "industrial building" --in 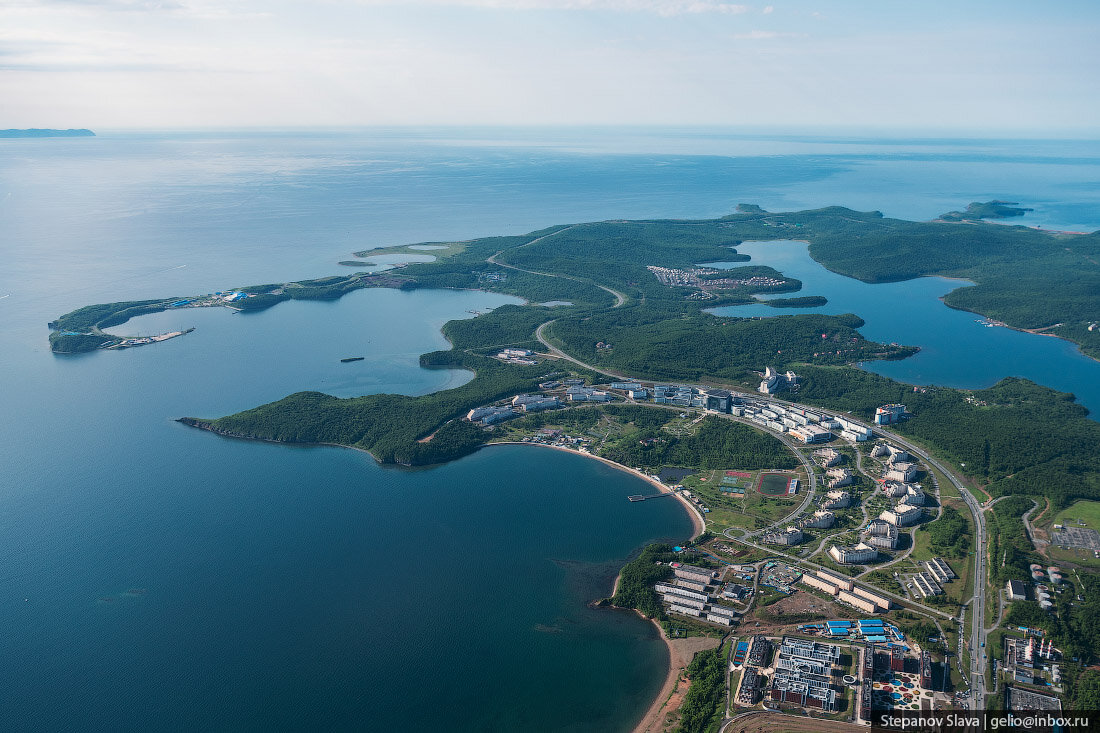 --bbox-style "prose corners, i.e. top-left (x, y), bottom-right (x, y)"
top-left (1006, 579), bottom-right (1028, 601)
top-left (823, 490), bottom-right (852, 509)
top-left (863, 519), bottom-right (899, 550)
top-left (880, 502), bottom-right (924, 527)
top-left (829, 543), bottom-right (878, 565)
